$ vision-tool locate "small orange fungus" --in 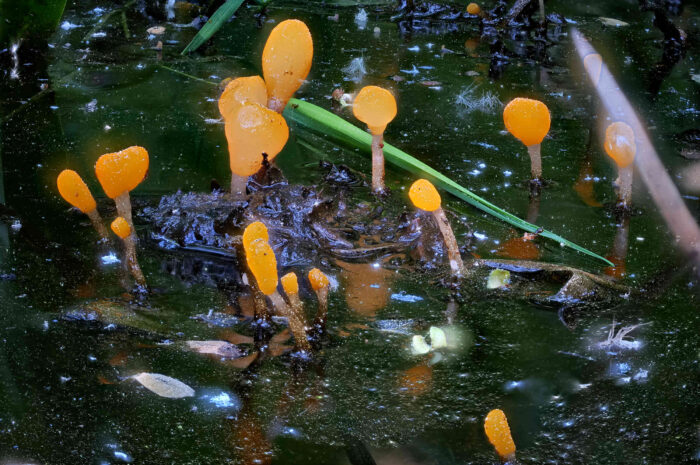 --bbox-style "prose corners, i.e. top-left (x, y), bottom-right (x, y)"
top-left (262, 19), bottom-right (313, 112)
top-left (281, 272), bottom-right (299, 295)
top-left (218, 76), bottom-right (267, 121)
top-left (503, 98), bottom-right (551, 147)
top-left (408, 179), bottom-right (441, 212)
top-left (95, 146), bottom-right (149, 199)
top-left (57, 169), bottom-right (97, 213)
top-left (467, 3), bottom-right (481, 15)
top-left (110, 217), bottom-right (131, 239)
top-left (225, 102), bottom-right (289, 177)
top-left (352, 86), bottom-right (397, 135)
top-left (246, 238), bottom-right (278, 295)
top-left (243, 221), bottom-right (270, 251)
top-left (484, 409), bottom-right (516, 460)
top-left (604, 122), bottom-right (636, 168)
top-left (308, 268), bottom-right (329, 291)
